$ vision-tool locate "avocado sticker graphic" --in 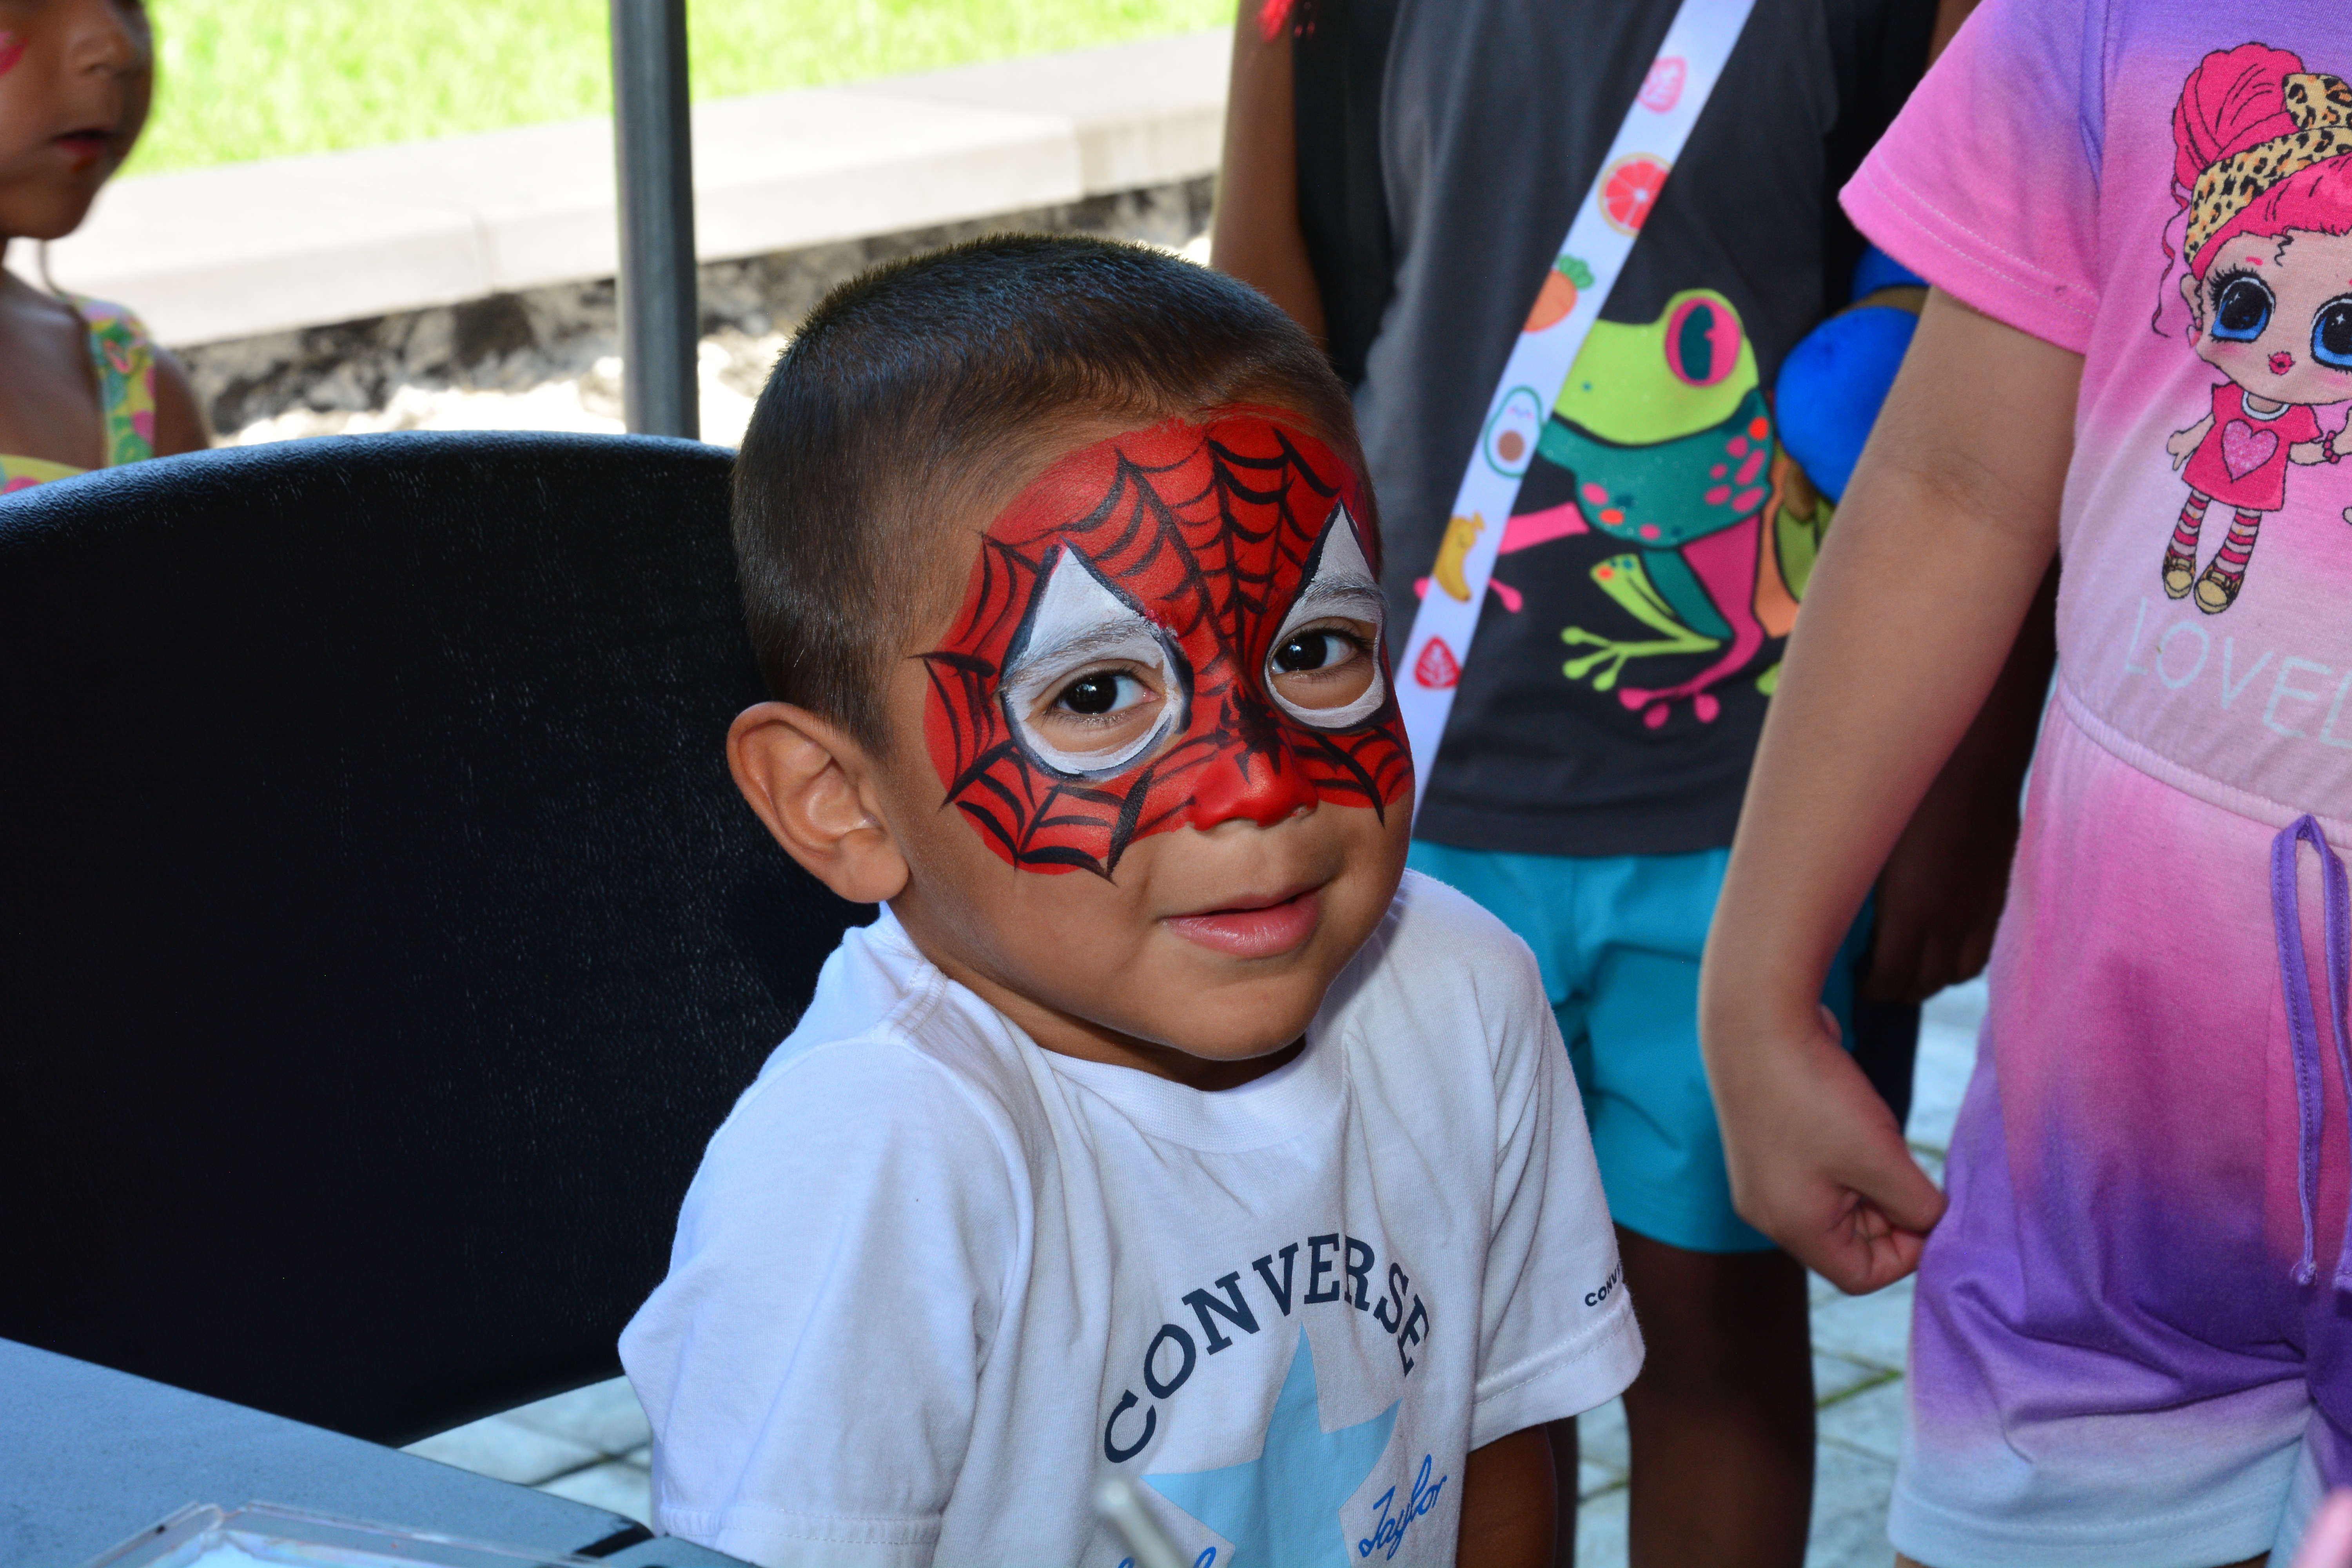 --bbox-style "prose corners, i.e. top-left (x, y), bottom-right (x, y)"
top-left (1479, 288), bottom-right (1828, 727)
